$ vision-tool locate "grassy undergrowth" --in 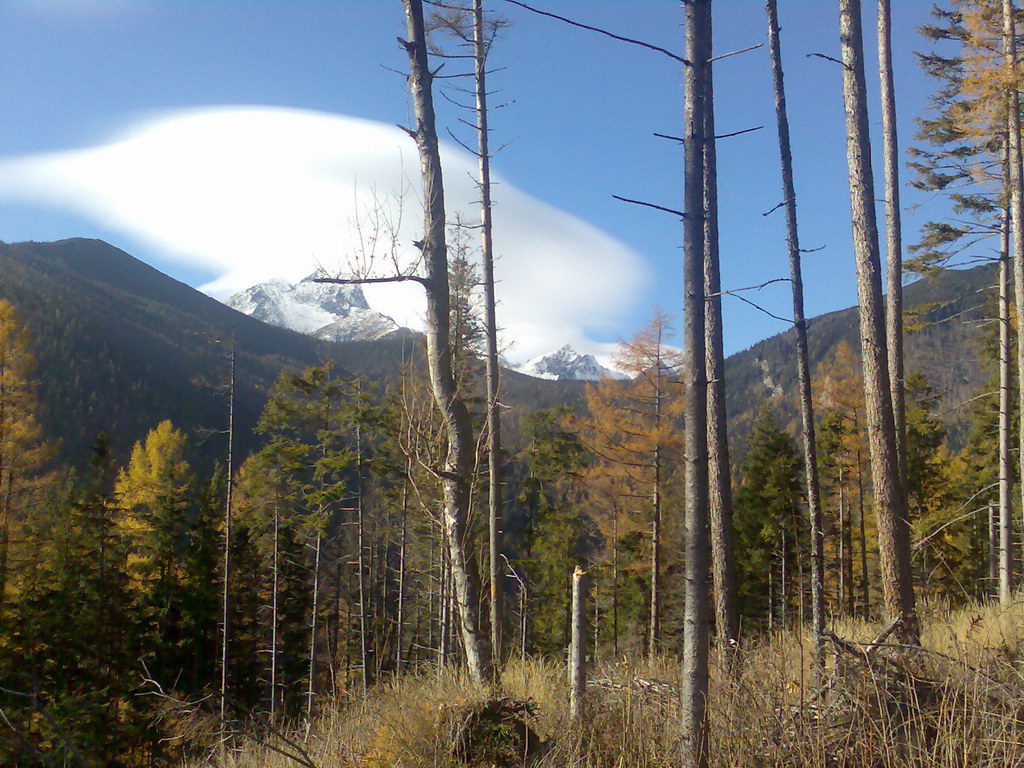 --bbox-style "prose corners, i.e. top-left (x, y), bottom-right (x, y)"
top-left (187, 596), bottom-right (1024, 767)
